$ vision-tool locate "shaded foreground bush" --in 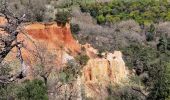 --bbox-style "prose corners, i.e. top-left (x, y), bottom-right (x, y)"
top-left (17, 79), bottom-right (48, 100)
